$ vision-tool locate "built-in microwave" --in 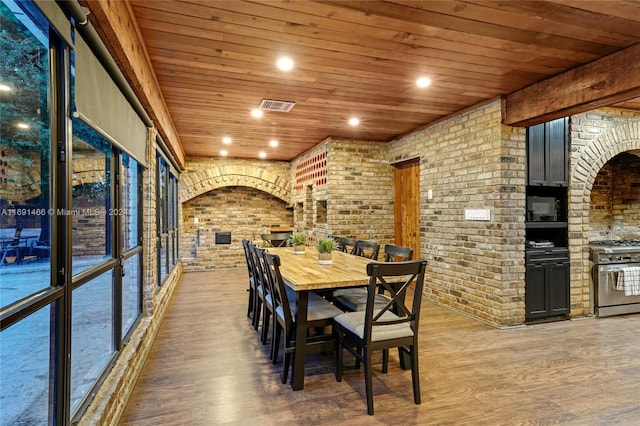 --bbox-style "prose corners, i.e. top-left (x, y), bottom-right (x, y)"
top-left (527, 196), bottom-right (560, 222)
